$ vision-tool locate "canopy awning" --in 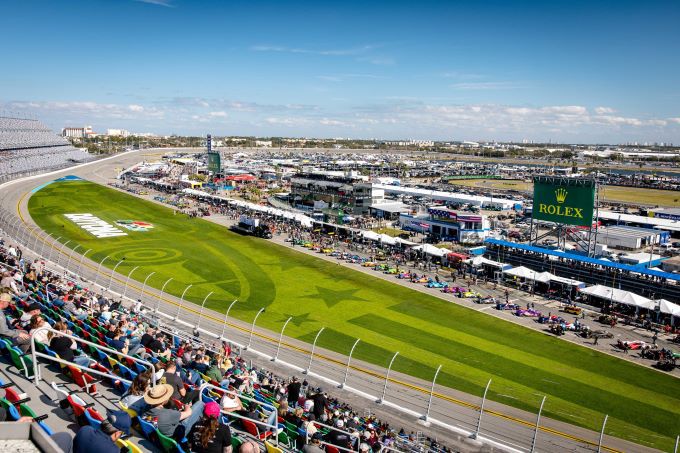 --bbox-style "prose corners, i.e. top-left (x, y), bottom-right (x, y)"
top-left (466, 256), bottom-right (512, 270)
top-left (413, 244), bottom-right (451, 257)
top-left (656, 299), bottom-right (680, 316)
top-left (580, 285), bottom-right (654, 309)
